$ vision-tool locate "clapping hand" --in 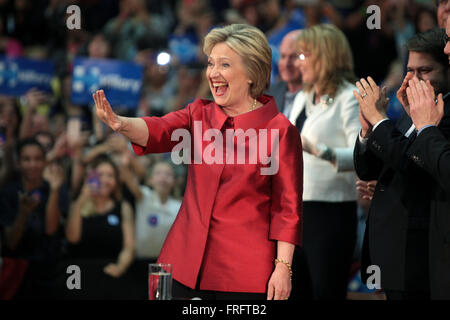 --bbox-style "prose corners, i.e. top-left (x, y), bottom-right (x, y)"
top-left (406, 78), bottom-right (444, 131)
top-left (43, 162), bottom-right (65, 191)
top-left (301, 135), bottom-right (318, 156)
top-left (18, 191), bottom-right (40, 215)
top-left (396, 71), bottom-right (414, 116)
top-left (356, 180), bottom-right (377, 201)
top-left (354, 77), bottom-right (390, 126)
